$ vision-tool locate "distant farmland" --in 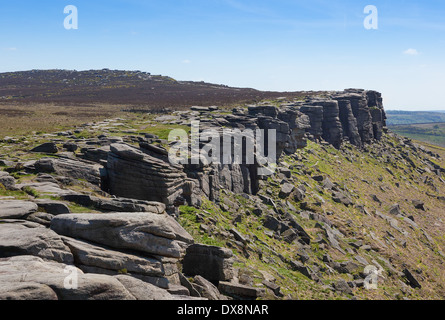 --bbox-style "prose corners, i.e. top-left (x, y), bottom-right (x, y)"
top-left (386, 110), bottom-right (445, 125)
top-left (390, 122), bottom-right (445, 147)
